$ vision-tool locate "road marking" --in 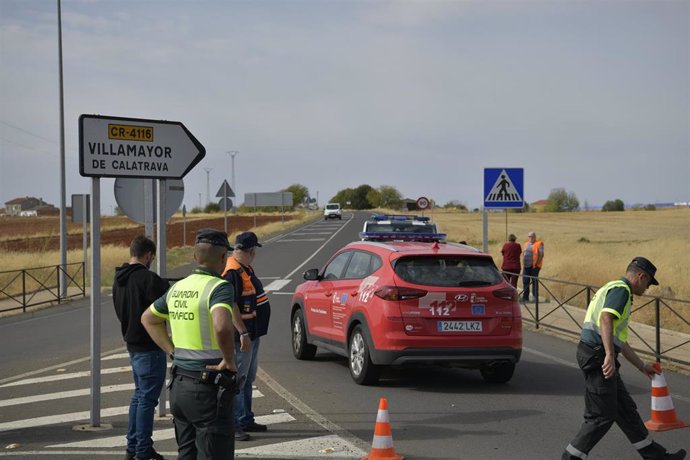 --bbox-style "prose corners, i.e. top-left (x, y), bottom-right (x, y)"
top-left (236, 434), bottom-right (366, 458)
top-left (47, 412), bottom-right (295, 448)
top-left (282, 216), bottom-right (354, 280)
top-left (264, 279), bottom-right (292, 292)
top-left (257, 368), bottom-right (371, 454)
top-left (0, 366), bottom-right (132, 388)
top-left (267, 291), bottom-right (295, 296)
top-left (0, 384), bottom-right (134, 408)
top-left (278, 238), bottom-right (327, 242)
top-left (0, 403), bottom-right (163, 432)
top-left (291, 232), bottom-right (333, 235)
